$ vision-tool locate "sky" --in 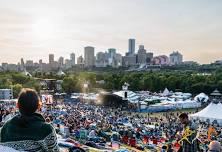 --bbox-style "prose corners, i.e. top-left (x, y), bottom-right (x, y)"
top-left (0, 0), bottom-right (222, 64)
